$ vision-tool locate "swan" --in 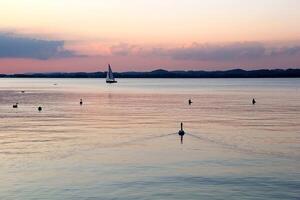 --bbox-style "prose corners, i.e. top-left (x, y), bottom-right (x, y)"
top-left (178, 122), bottom-right (185, 144)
